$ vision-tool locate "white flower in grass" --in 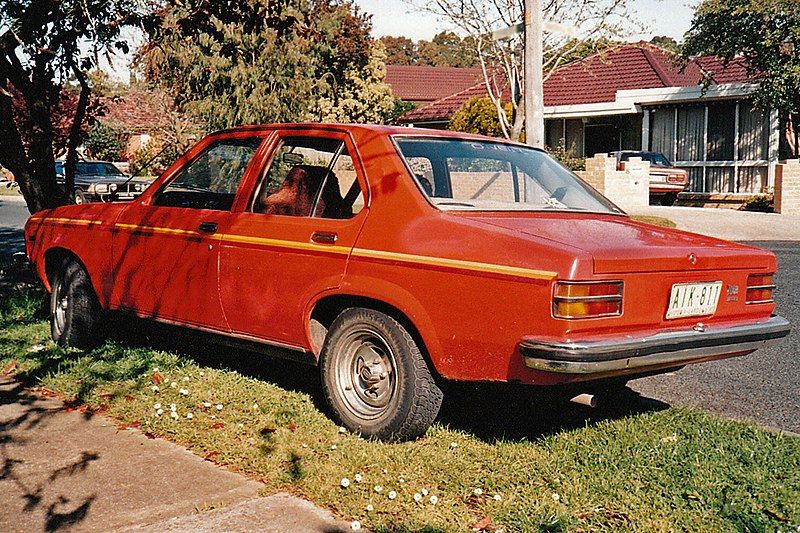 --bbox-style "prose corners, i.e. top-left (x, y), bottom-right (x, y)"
top-left (338, 426), bottom-right (347, 434)
top-left (153, 367), bottom-right (160, 373)
top-left (186, 413), bottom-right (193, 420)
top-left (373, 485), bottom-right (382, 493)
top-left (388, 491), bottom-right (397, 500)
top-left (366, 504), bottom-right (374, 512)
top-left (199, 371), bottom-right (205, 377)
top-left (493, 493), bottom-right (502, 501)
top-left (473, 488), bottom-right (483, 496)
top-left (551, 492), bottom-right (560, 501)
top-left (203, 402), bottom-right (212, 408)
top-left (170, 381), bottom-right (177, 388)
top-left (421, 488), bottom-right (428, 496)
top-left (215, 404), bottom-right (223, 411)
top-left (354, 473), bottom-right (362, 483)
top-left (382, 469), bottom-right (388, 474)
top-left (154, 403), bottom-right (162, 410)
top-left (156, 409), bottom-right (163, 416)
top-left (170, 403), bottom-right (177, 412)
top-left (398, 476), bottom-right (405, 483)
top-left (237, 423), bottom-right (244, 428)
top-left (340, 477), bottom-right (351, 488)
top-left (252, 403), bottom-right (259, 410)
top-left (179, 388), bottom-right (189, 396)
top-left (350, 521), bottom-right (361, 531)
top-left (450, 441), bottom-right (458, 449)
top-left (183, 376), bottom-right (190, 382)
top-left (301, 443), bottom-right (308, 448)
top-left (170, 411), bottom-right (179, 420)
top-left (151, 385), bottom-right (159, 392)
top-left (330, 445), bottom-right (337, 450)
top-left (413, 493), bottom-right (422, 502)
top-left (430, 495), bottom-right (438, 505)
